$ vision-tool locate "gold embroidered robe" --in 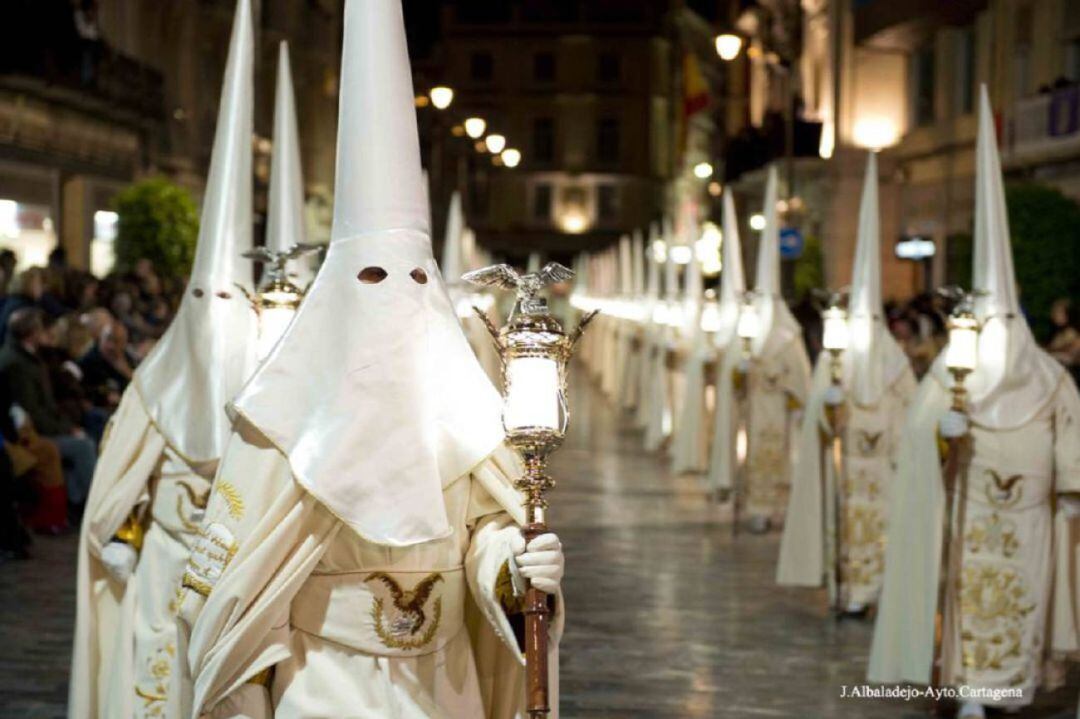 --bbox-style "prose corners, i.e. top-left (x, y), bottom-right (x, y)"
top-left (70, 389), bottom-right (211, 719)
top-left (177, 421), bottom-right (561, 719)
top-left (869, 375), bottom-right (1080, 708)
top-left (777, 354), bottom-right (917, 606)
